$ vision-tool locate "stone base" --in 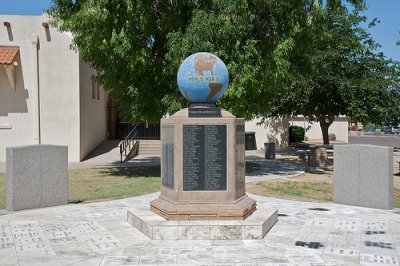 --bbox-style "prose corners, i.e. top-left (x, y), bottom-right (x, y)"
top-left (150, 195), bottom-right (257, 220)
top-left (127, 206), bottom-right (278, 240)
top-left (6, 145), bottom-right (68, 211)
